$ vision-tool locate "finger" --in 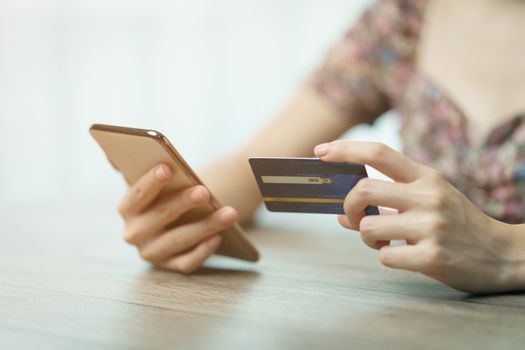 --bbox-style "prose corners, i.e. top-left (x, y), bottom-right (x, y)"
top-left (119, 164), bottom-right (173, 216)
top-left (344, 179), bottom-right (416, 230)
top-left (359, 213), bottom-right (422, 249)
top-left (139, 207), bottom-right (237, 263)
top-left (338, 214), bottom-right (389, 250)
top-left (123, 185), bottom-right (210, 246)
top-left (141, 185), bottom-right (210, 232)
top-left (379, 244), bottom-right (425, 272)
top-left (338, 208), bottom-right (395, 231)
top-left (337, 214), bottom-right (356, 230)
top-left (158, 235), bottom-right (223, 274)
top-left (314, 141), bottom-right (426, 183)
